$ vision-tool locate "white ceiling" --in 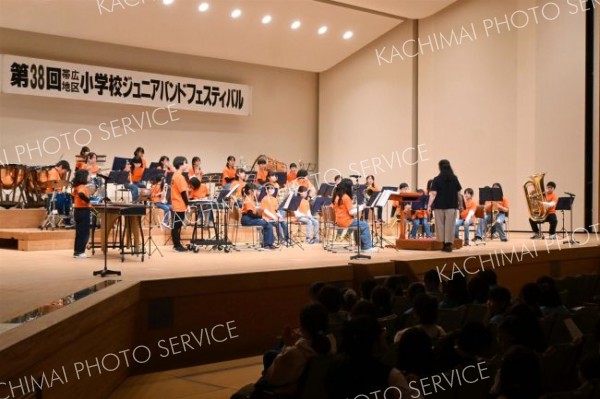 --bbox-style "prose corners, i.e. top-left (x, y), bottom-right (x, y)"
top-left (0, 0), bottom-right (458, 72)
